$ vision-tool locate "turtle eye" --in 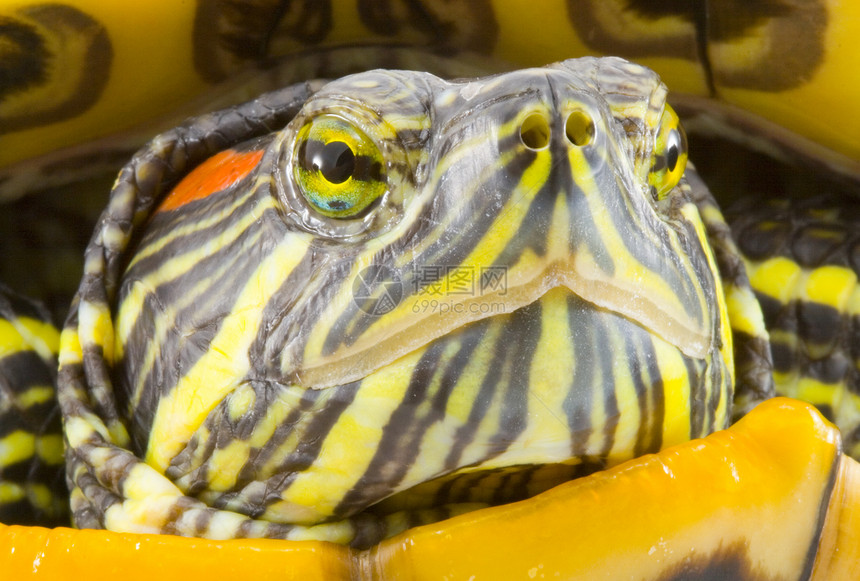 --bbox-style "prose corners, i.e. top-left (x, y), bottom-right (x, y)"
top-left (294, 114), bottom-right (386, 218)
top-left (649, 104), bottom-right (688, 201)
